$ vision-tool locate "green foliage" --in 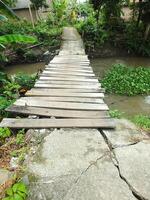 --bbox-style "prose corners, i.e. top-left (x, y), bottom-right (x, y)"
top-left (0, 127), bottom-right (11, 139)
top-left (3, 81), bottom-right (20, 99)
top-left (102, 64), bottom-right (150, 96)
top-left (124, 22), bottom-right (150, 56)
top-left (16, 129), bottom-right (25, 145)
top-left (14, 73), bottom-right (37, 90)
top-left (30, 0), bottom-right (48, 10)
top-left (109, 109), bottom-right (124, 119)
top-left (3, 182), bottom-right (28, 200)
top-left (0, 0), bottom-right (18, 19)
top-left (47, 0), bottom-right (68, 26)
top-left (0, 96), bottom-right (14, 118)
top-left (0, 34), bottom-right (37, 45)
top-left (132, 115), bottom-right (150, 131)
top-left (0, 14), bottom-right (8, 21)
